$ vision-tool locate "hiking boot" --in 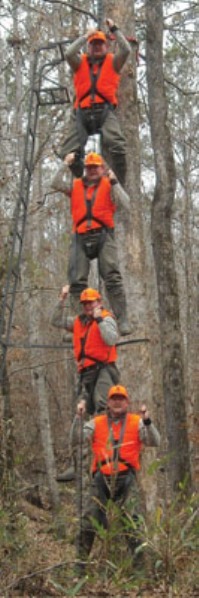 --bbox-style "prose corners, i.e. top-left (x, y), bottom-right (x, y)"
top-left (62, 332), bottom-right (72, 344)
top-left (74, 560), bottom-right (87, 578)
top-left (105, 292), bottom-right (131, 336)
top-left (118, 319), bottom-right (132, 336)
top-left (56, 465), bottom-right (76, 482)
top-left (112, 154), bottom-right (127, 187)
